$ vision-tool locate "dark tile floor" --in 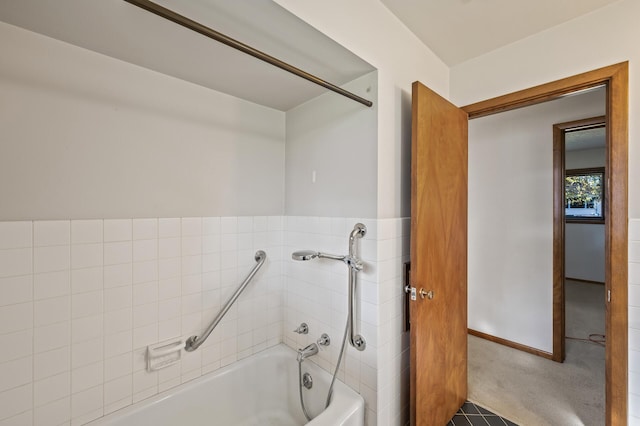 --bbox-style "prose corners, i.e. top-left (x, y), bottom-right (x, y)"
top-left (448, 401), bottom-right (518, 426)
